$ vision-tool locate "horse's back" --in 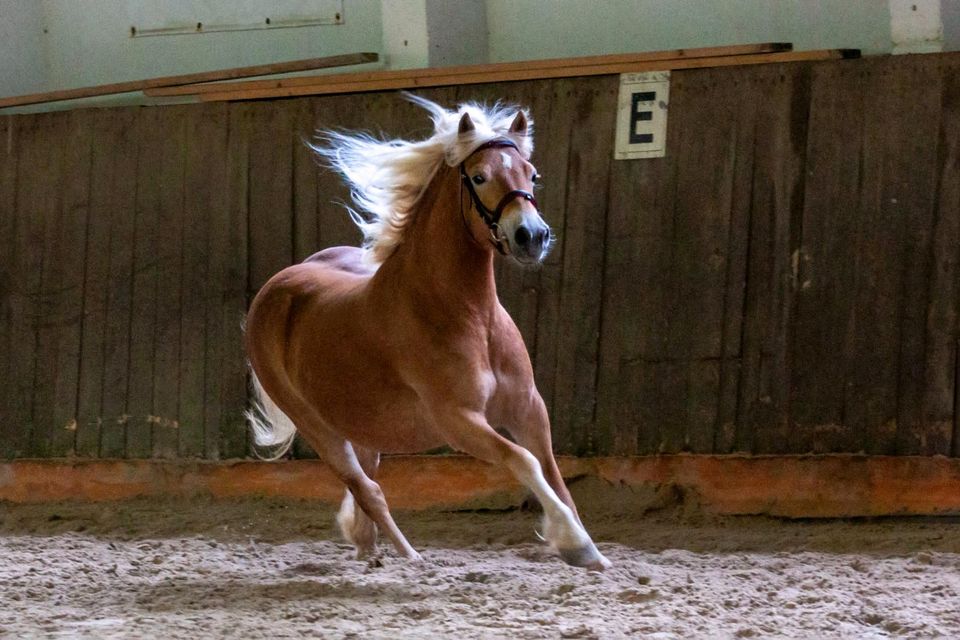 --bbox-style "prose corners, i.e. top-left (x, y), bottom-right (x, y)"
top-left (246, 246), bottom-right (371, 370)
